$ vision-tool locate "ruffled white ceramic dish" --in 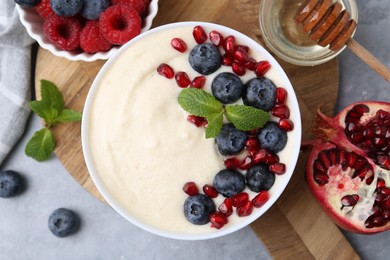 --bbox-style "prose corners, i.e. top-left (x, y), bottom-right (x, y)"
top-left (16, 0), bottom-right (159, 62)
top-left (82, 21), bottom-right (302, 240)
